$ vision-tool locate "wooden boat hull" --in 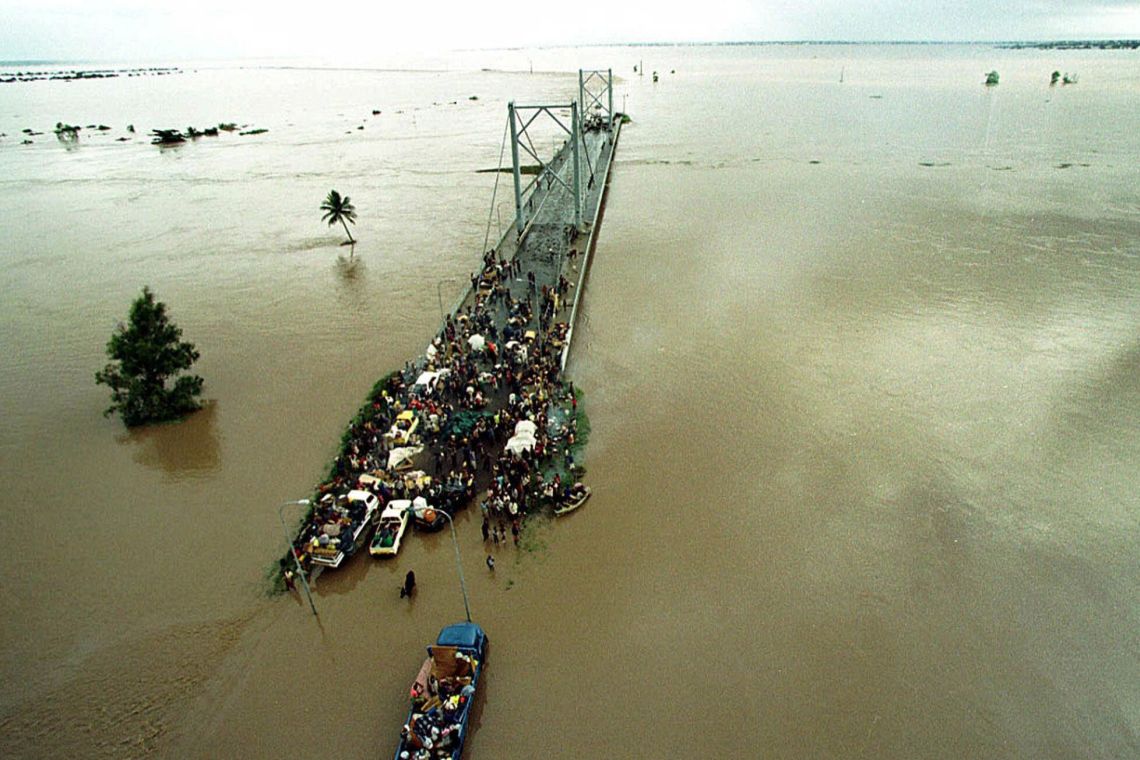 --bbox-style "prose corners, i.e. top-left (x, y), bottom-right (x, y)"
top-left (553, 486), bottom-right (591, 516)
